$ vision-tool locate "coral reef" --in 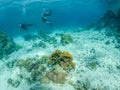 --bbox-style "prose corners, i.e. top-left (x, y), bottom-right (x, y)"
top-left (46, 70), bottom-right (67, 84)
top-left (60, 34), bottom-right (73, 46)
top-left (0, 31), bottom-right (20, 59)
top-left (44, 50), bottom-right (75, 84)
top-left (16, 58), bottom-right (41, 72)
top-left (7, 50), bottom-right (76, 87)
top-left (49, 49), bottom-right (75, 70)
top-left (14, 57), bottom-right (48, 85)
